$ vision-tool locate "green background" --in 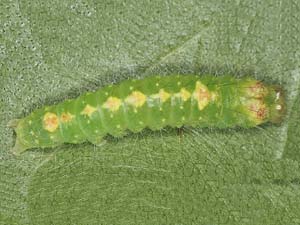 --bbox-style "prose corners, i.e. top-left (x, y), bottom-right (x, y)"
top-left (1, 0), bottom-right (300, 224)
